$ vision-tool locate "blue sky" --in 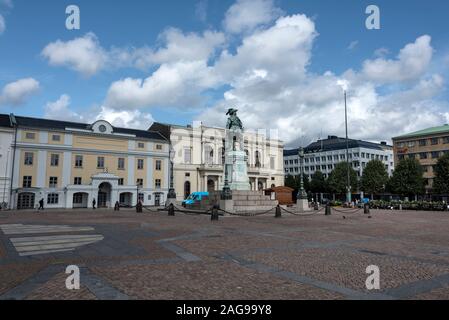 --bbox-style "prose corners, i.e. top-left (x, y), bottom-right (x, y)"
top-left (1, 0), bottom-right (449, 146)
